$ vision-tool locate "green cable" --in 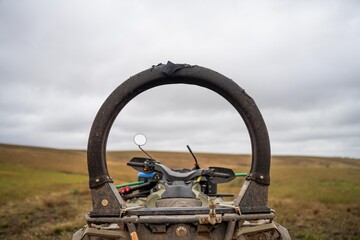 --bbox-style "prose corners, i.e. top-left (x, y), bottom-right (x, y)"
top-left (116, 181), bottom-right (144, 189)
top-left (235, 173), bottom-right (247, 177)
